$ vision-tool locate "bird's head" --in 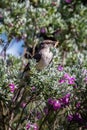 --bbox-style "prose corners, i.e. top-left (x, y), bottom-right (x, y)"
top-left (39, 43), bottom-right (50, 49)
top-left (39, 40), bottom-right (59, 50)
